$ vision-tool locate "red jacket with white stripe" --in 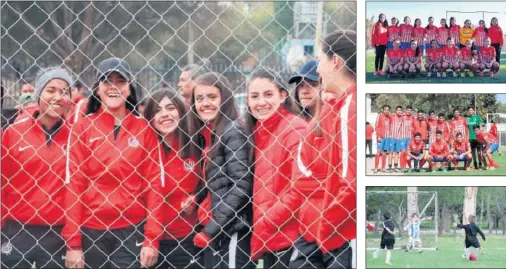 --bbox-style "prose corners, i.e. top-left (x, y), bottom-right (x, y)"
top-left (317, 86), bottom-right (356, 253)
top-left (292, 122), bottom-right (331, 244)
top-left (62, 109), bottom-right (164, 250)
top-left (68, 97), bottom-right (88, 125)
top-left (250, 108), bottom-right (308, 260)
top-left (2, 116), bottom-right (70, 226)
top-left (160, 139), bottom-right (200, 240)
